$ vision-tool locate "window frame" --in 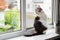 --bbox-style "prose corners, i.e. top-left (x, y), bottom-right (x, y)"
top-left (0, 0), bottom-right (58, 40)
